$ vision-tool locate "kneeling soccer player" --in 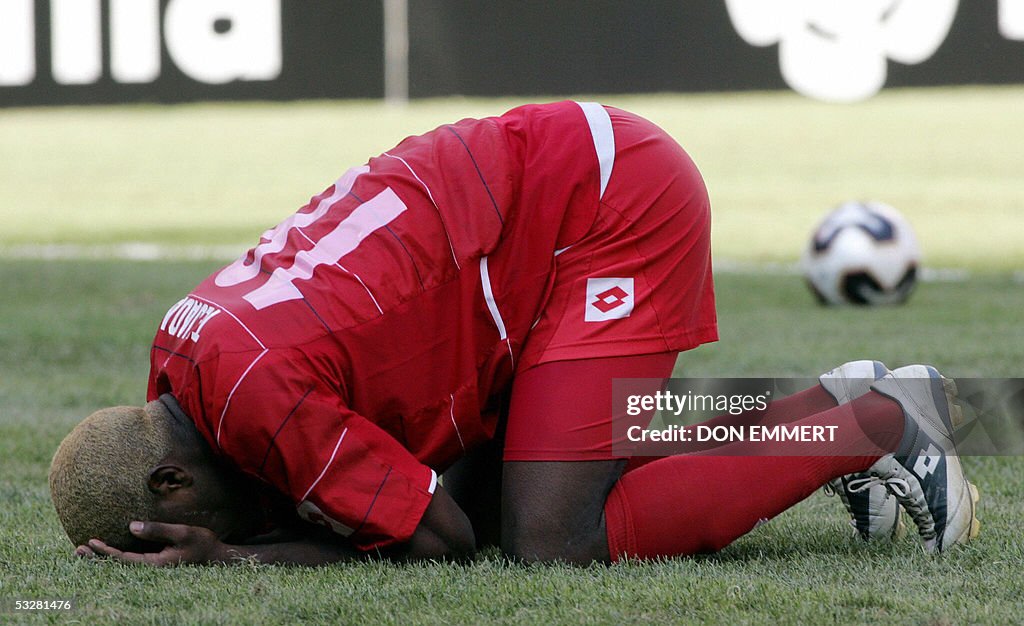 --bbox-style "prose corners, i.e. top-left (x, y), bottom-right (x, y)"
top-left (50, 102), bottom-right (979, 565)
